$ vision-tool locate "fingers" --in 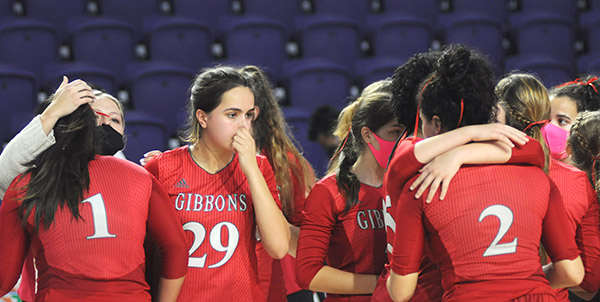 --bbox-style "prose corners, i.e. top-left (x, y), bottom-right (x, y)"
top-left (439, 180), bottom-right (449, 201)
top-left (140, 150), bottom-right (163, 166)
top-left (57, 76), bottom-right (68, 90)
top-left (425, 179), bottom-right (441, 203)
top-left (409, 172), bottom-right (426, 191)
top-left (414, 173), bottom-right (435, 199)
